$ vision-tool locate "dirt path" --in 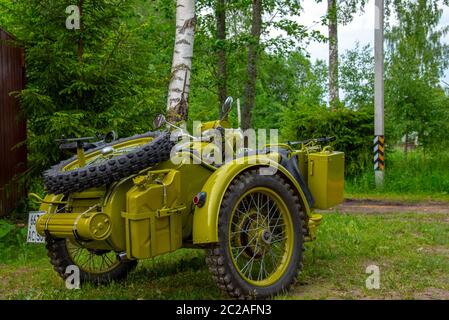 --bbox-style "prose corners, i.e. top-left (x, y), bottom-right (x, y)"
top-left (318, 199), bottom-right (449, 214)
